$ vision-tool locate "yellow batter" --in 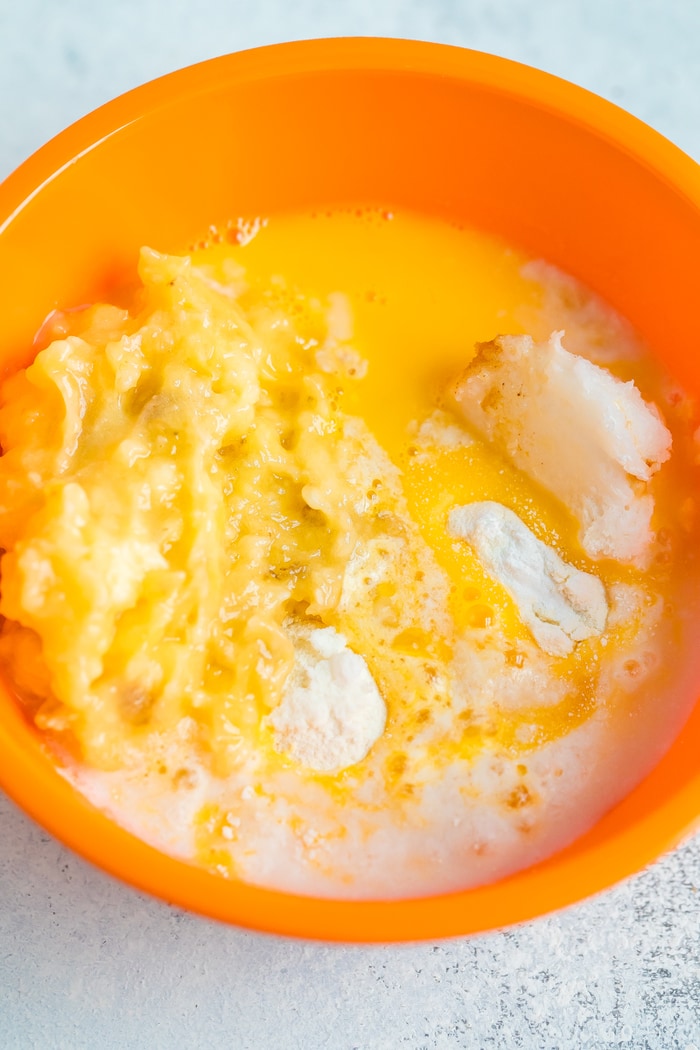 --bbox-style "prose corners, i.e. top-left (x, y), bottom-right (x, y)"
top-left (0, 209), bottom-right (693, 896)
